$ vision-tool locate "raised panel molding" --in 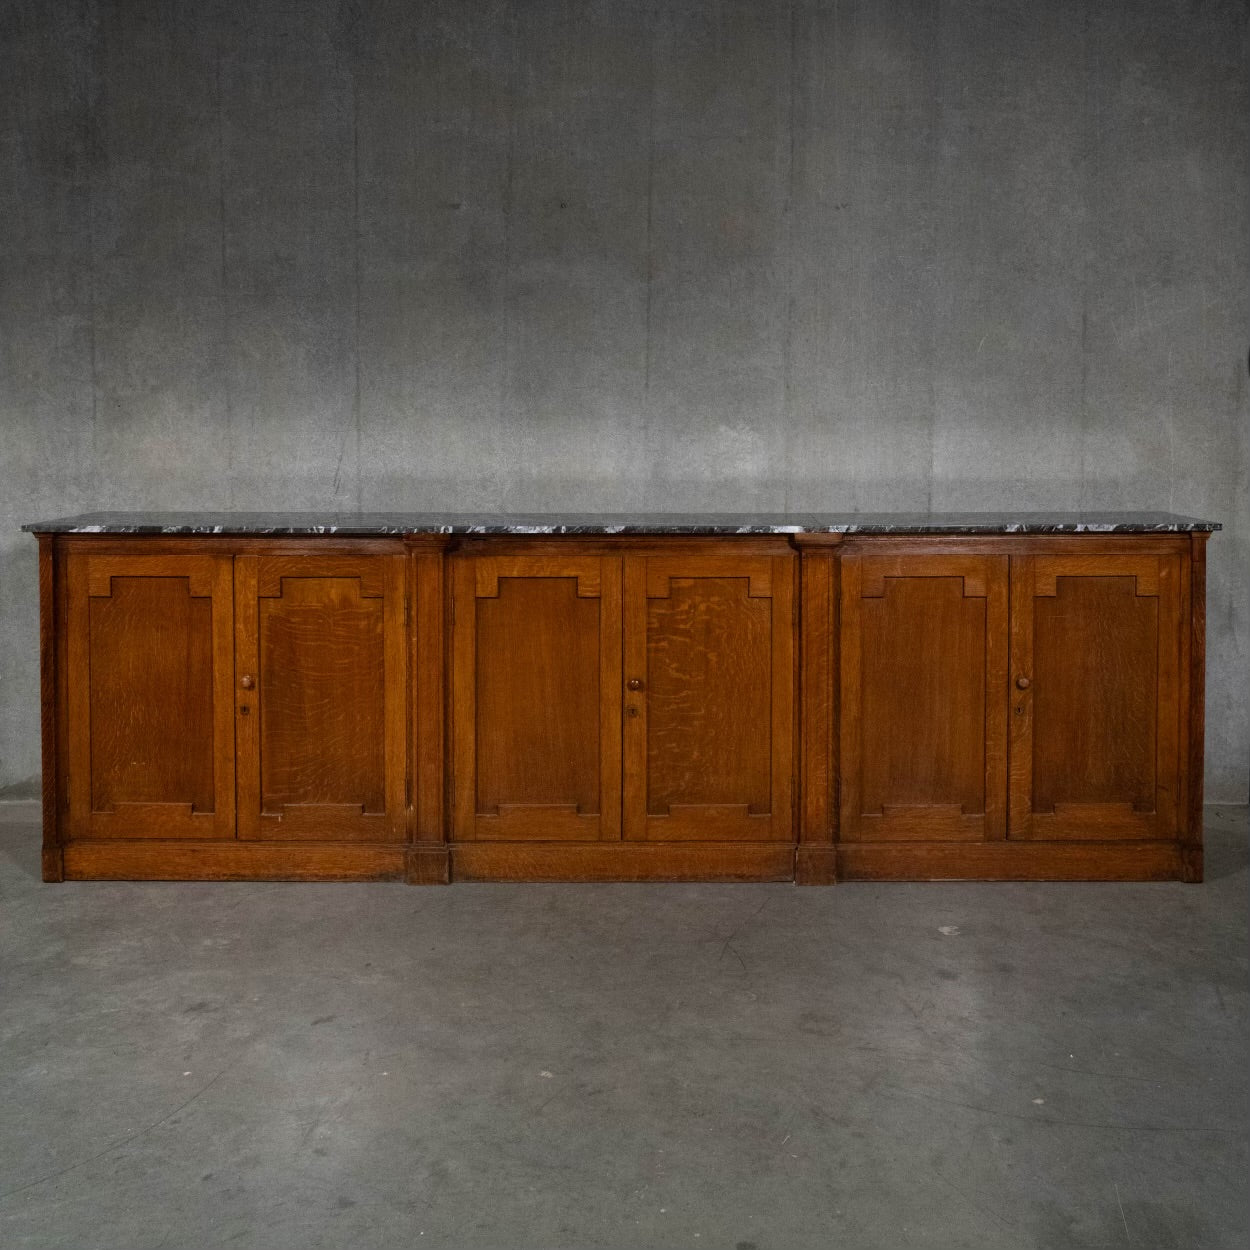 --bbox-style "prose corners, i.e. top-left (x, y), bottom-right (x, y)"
top-left (1008, 554), bottom-right (1181, 842)
top-left (65, 552), bottom-right (235, 841)
top-left (624, 553), bottom-right (794, 843)
top-left (235, 554), bottom-right (407, 842)
top-left (452, 556), bottom-right (623, 843)
top-left (840, 553), bottom-right (1008, 843)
